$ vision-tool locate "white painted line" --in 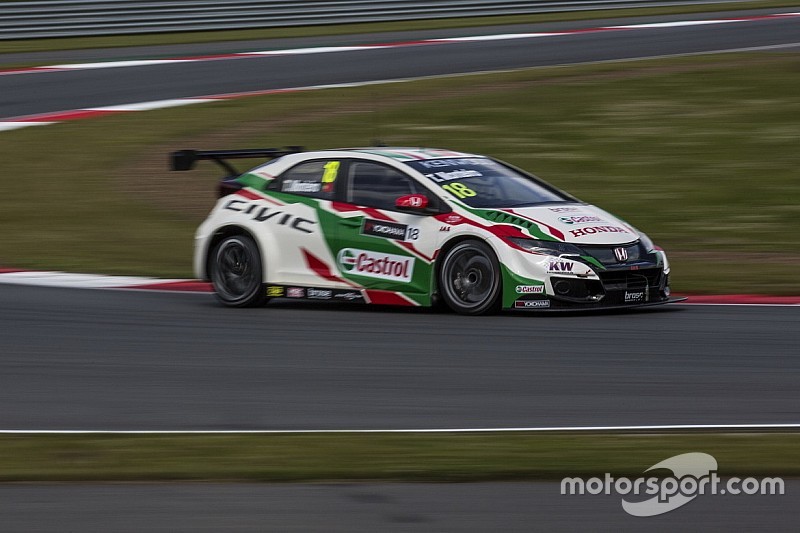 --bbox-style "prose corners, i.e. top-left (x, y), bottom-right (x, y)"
top-left (1, 424), bottom-right (799, 434)
top-left (0, 121), bottom-right (55, 131)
